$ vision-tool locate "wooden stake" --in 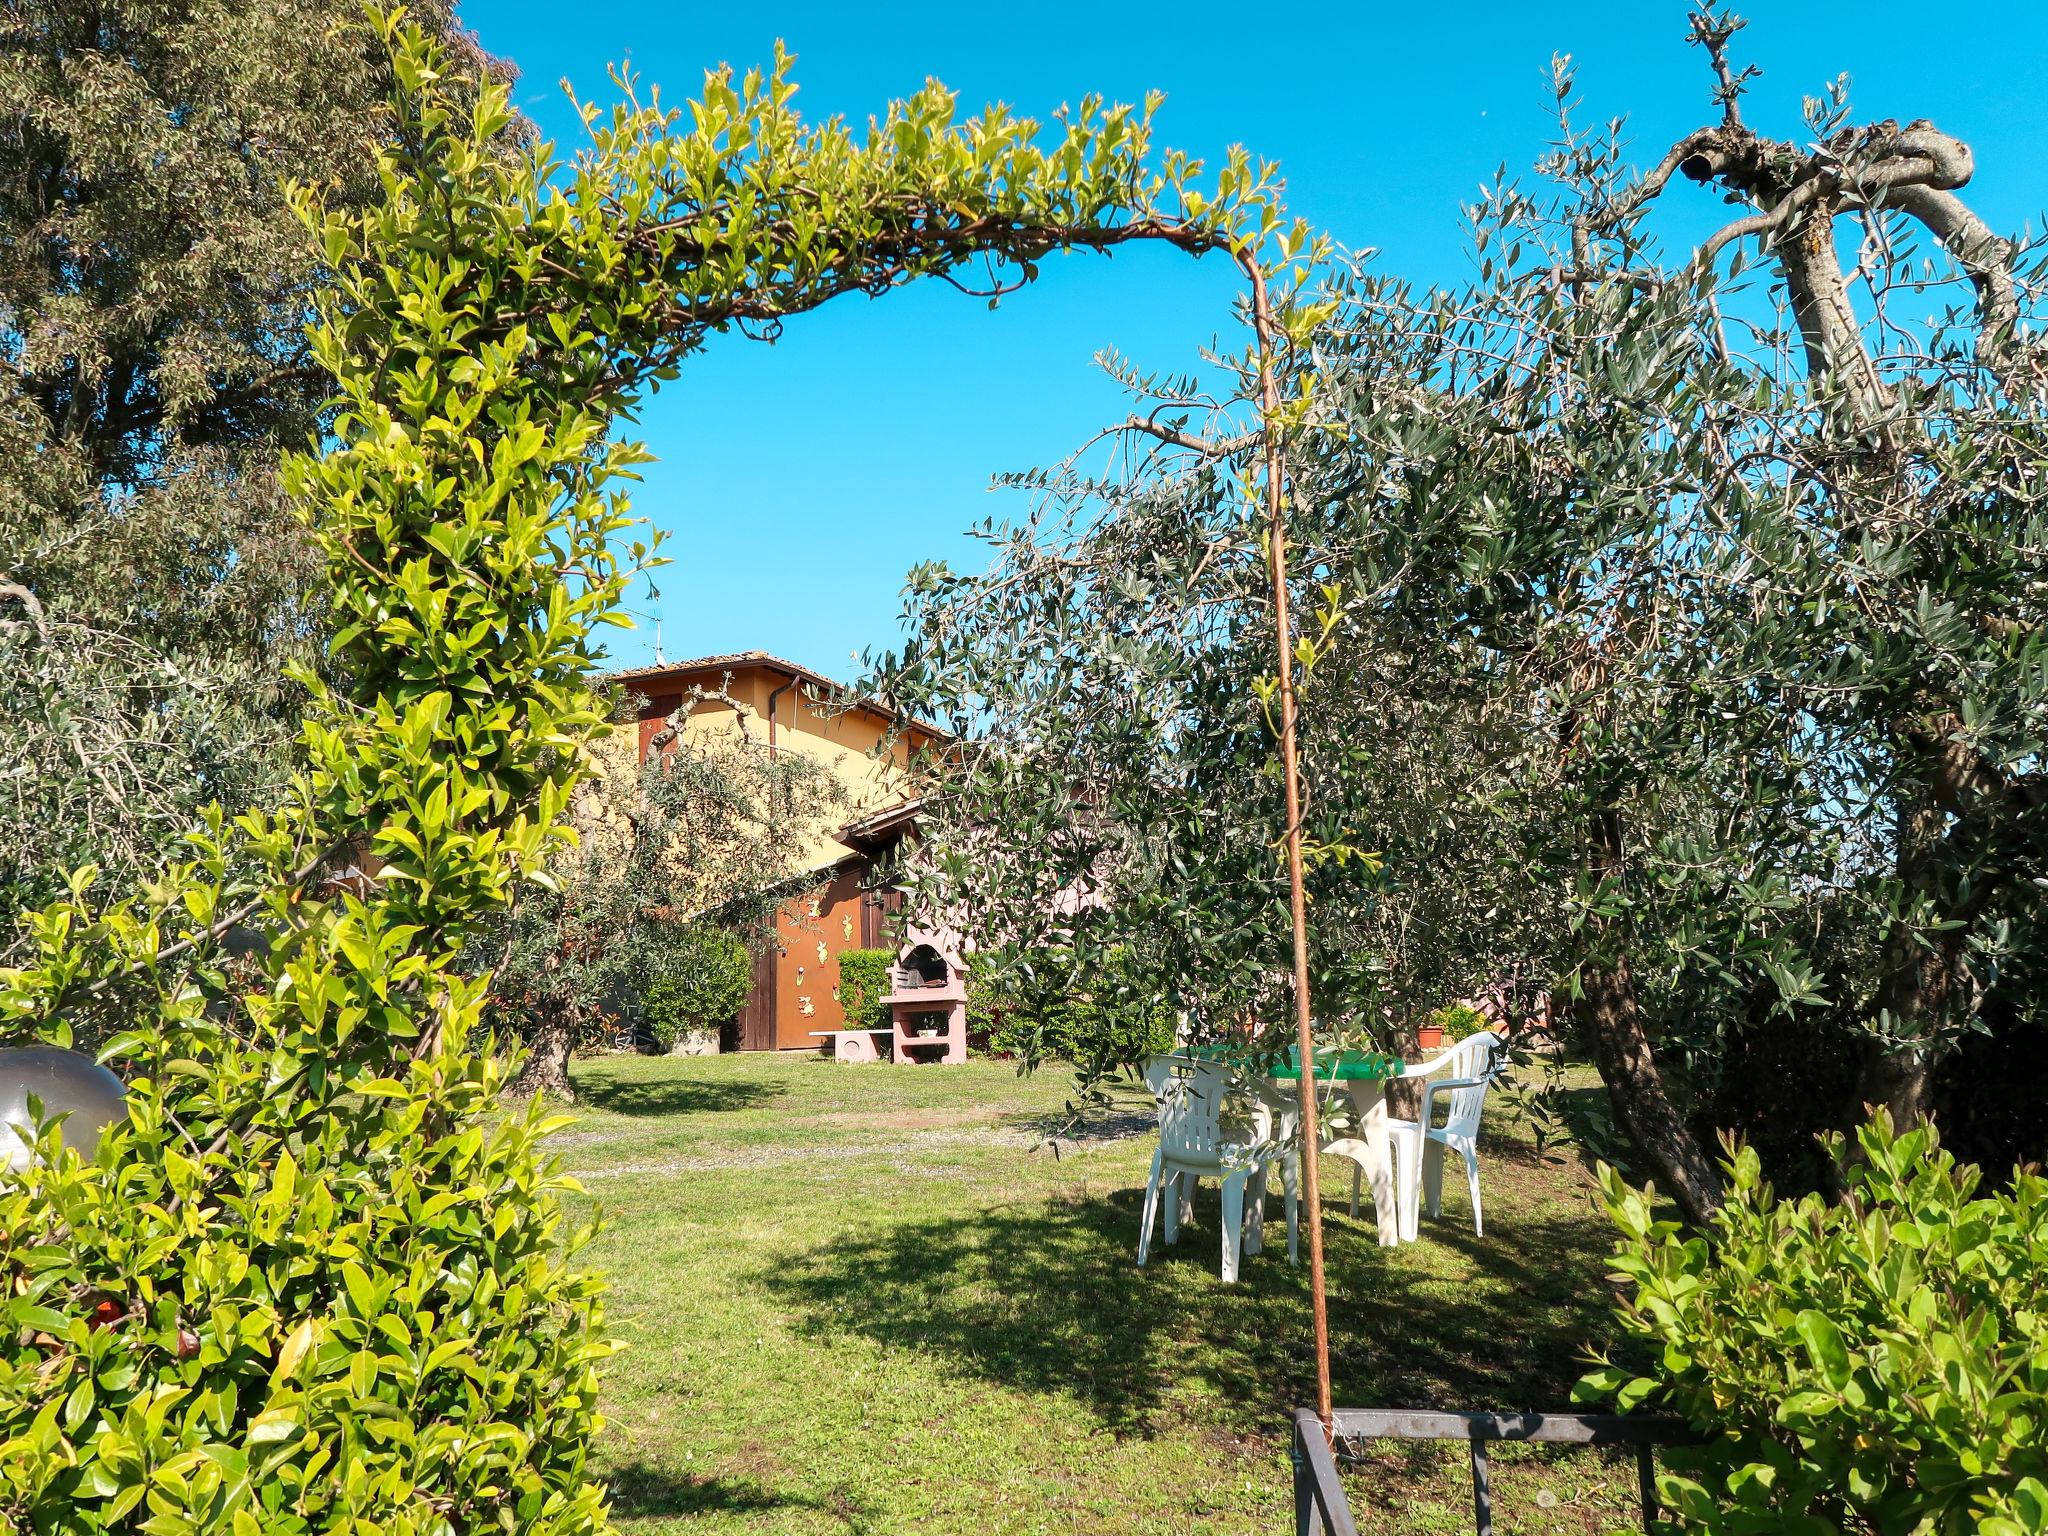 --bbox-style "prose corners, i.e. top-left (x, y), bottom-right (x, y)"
top-left (1244, 258), bottom-right (1332, 1436)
